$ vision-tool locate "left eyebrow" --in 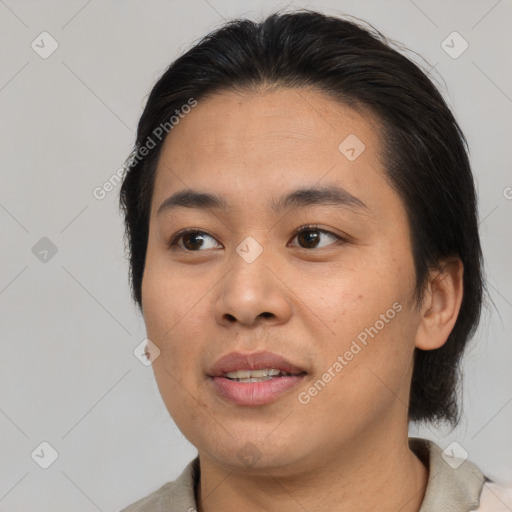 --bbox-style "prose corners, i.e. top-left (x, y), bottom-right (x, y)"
top-left (270, 185), bottom-right (369, 213)
top-left (157, 185), bottom-right (369, 216)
